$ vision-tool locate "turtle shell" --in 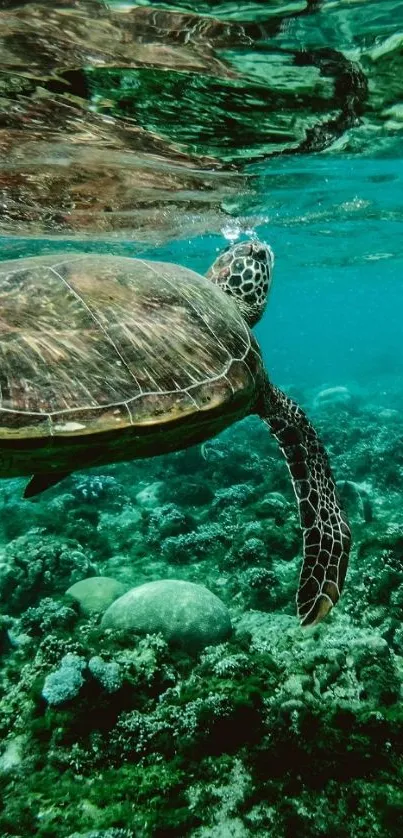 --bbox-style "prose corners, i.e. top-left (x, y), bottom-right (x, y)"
top-left (0, 254), bottom-right (263, 477)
